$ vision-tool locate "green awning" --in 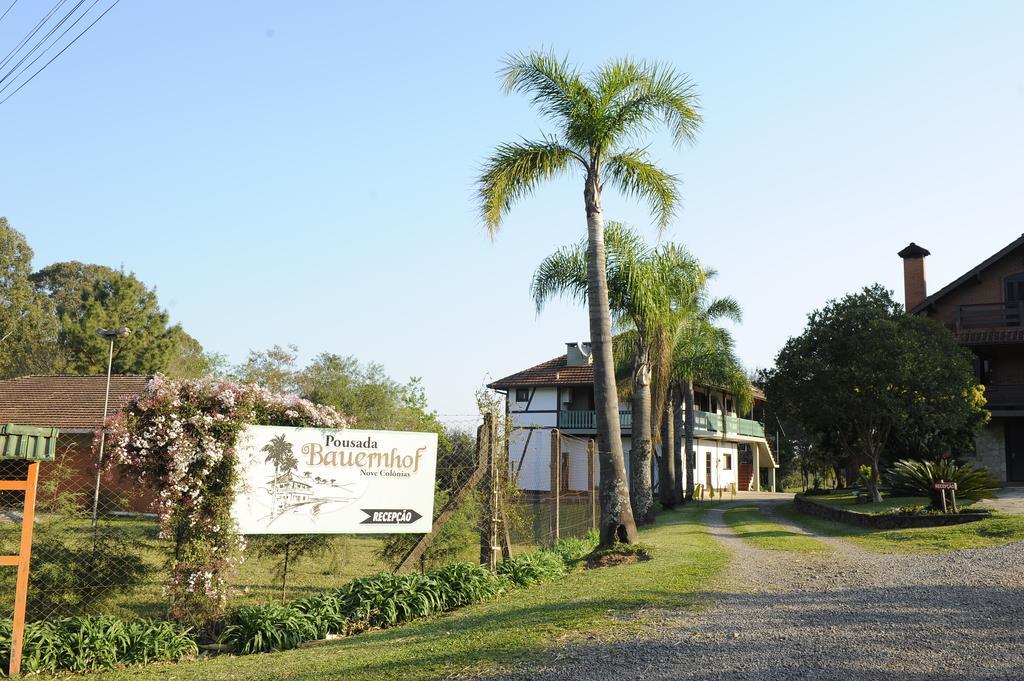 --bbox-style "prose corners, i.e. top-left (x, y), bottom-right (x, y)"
top-left (0, 424), bottom-right (59, 461)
